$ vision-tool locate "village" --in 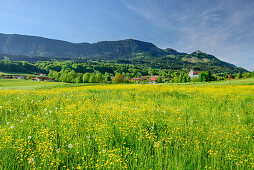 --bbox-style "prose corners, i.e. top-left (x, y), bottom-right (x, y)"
top-left (130, 68), bottom-right (199, 83)
top-left (0, 68), bottom-right (200, 83)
